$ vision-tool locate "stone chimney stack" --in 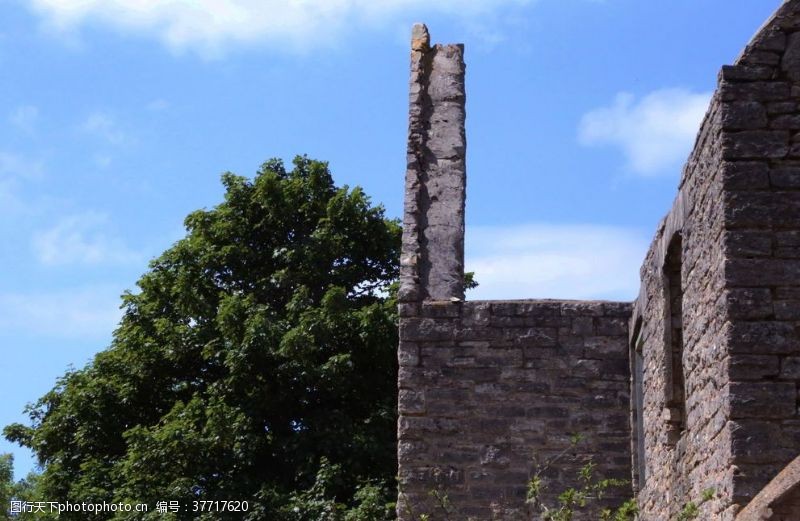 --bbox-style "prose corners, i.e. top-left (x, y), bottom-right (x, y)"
top-left (399, 23), bottom-right (467, 303)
